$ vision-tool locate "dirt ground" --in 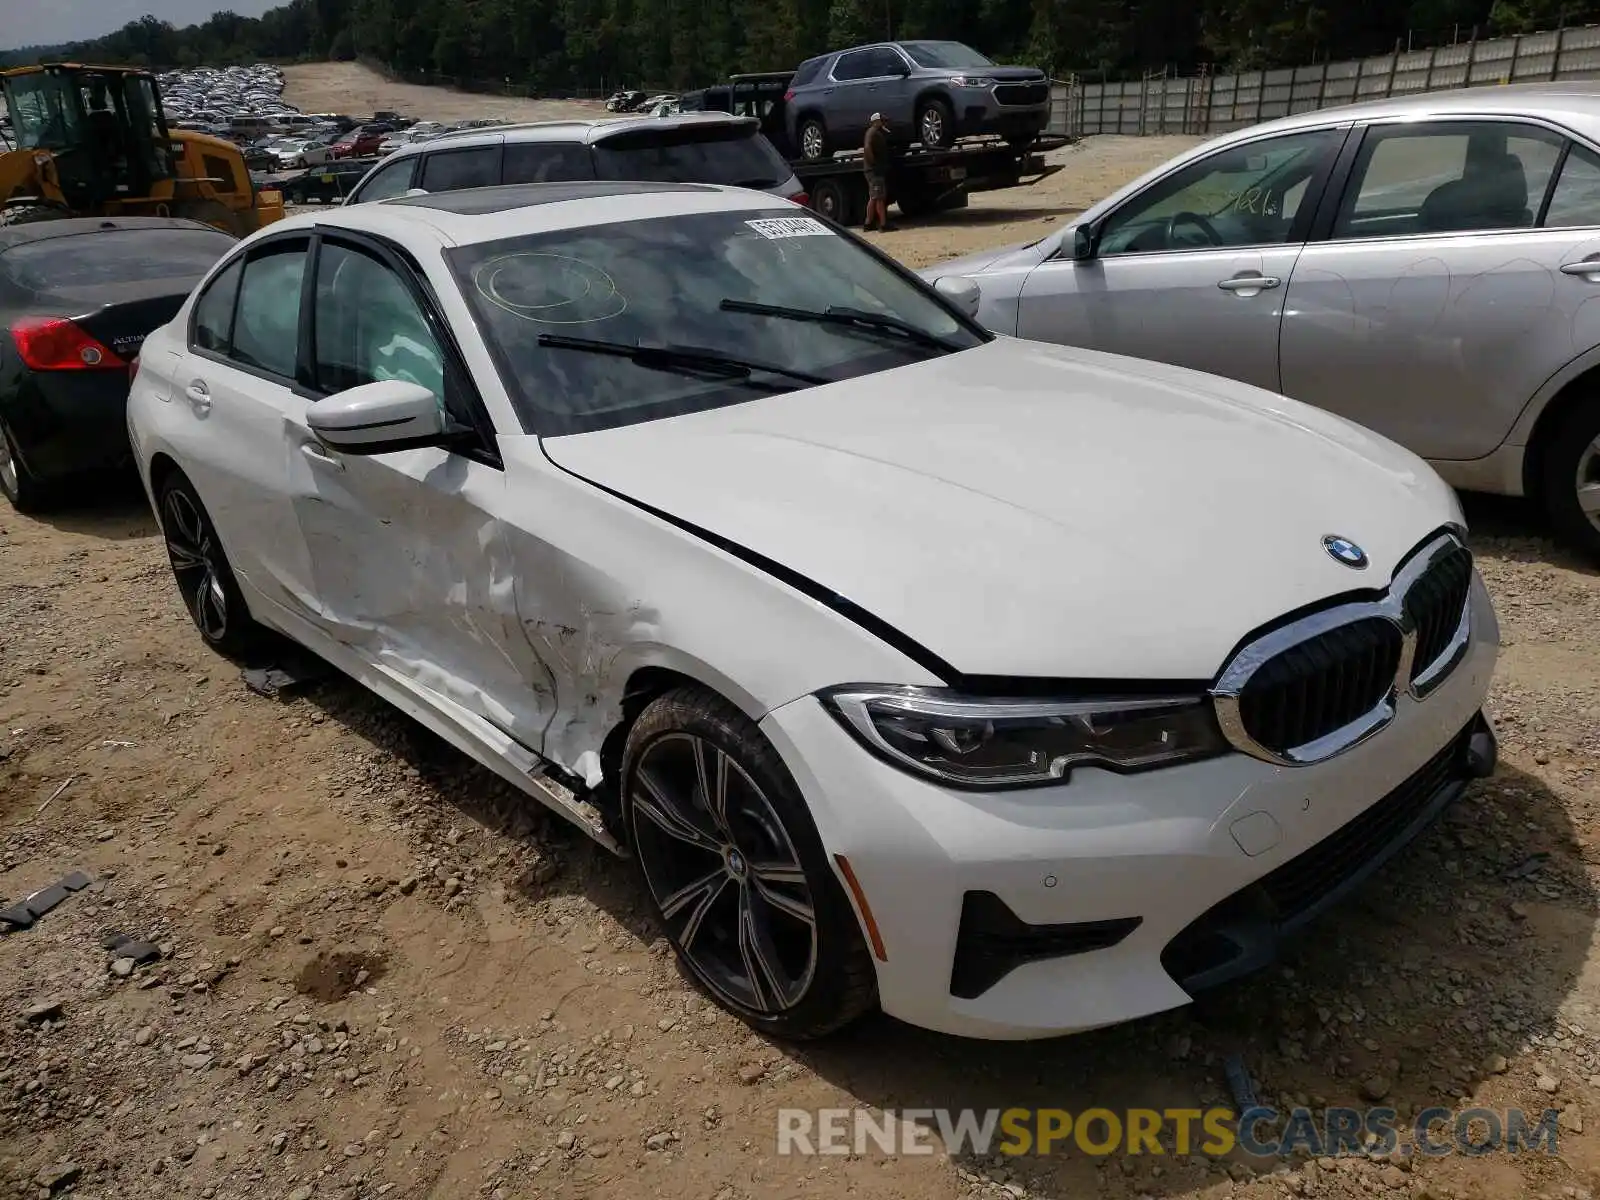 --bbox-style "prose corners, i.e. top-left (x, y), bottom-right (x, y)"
top-left (280, 62), bottom-right (603, 126)
top-left (5, 82), bottom-right (1600, 1200)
